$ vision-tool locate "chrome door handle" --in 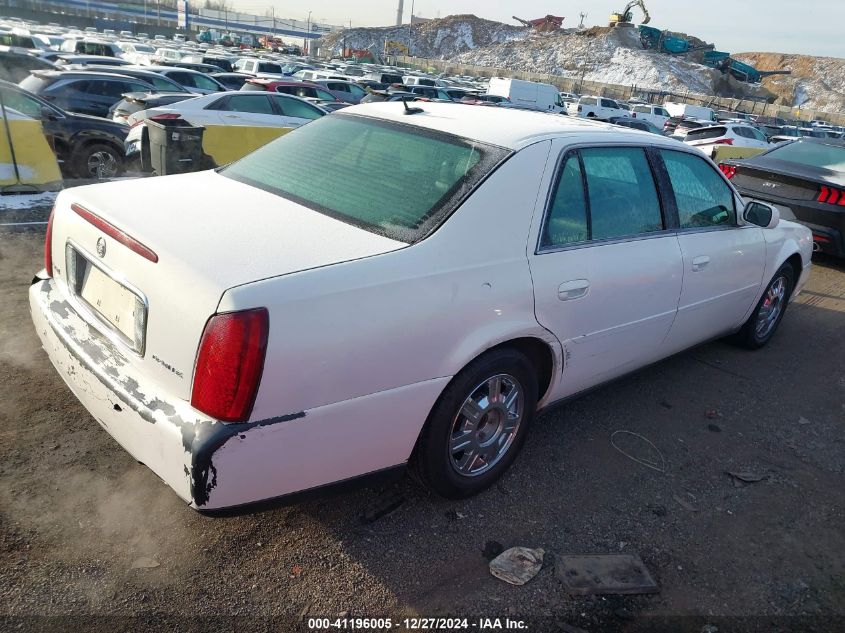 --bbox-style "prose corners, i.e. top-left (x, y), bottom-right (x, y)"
top-left (558, 279), bottom-right (590, 301)
top-left (691, 255), bottom-right (710, 272)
